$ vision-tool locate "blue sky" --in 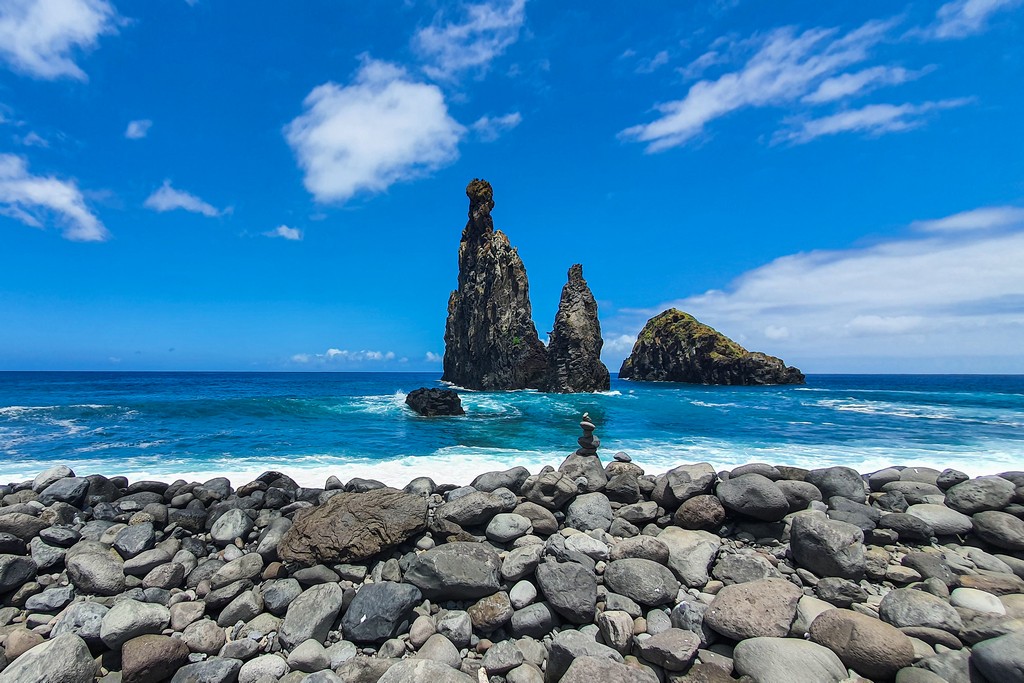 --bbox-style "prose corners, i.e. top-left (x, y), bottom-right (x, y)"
top-left (1, 0), bottom-right (1022, 373)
